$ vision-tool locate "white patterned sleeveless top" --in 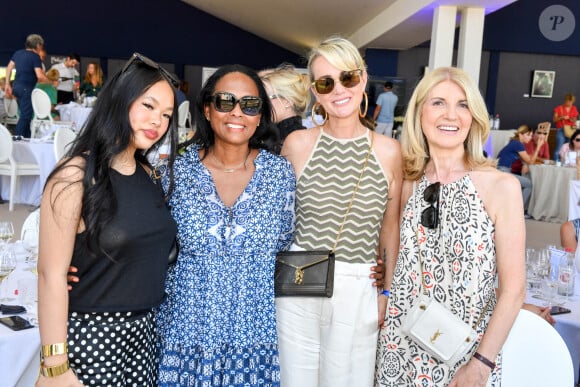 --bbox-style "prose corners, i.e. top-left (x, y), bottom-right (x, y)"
top-left (294, 130), bottom-right (389, 264)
